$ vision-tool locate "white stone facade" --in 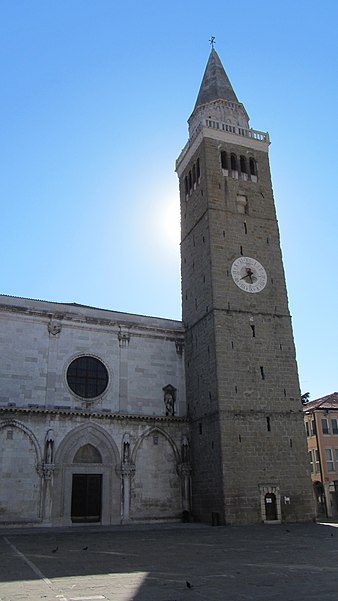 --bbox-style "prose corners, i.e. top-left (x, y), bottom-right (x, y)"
top-left (0, 295), bottom-right (189, 526)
